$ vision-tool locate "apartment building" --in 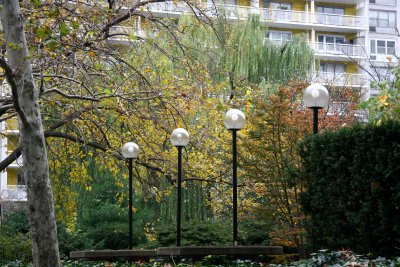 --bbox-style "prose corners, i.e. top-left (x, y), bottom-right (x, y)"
top-left (0, 84), bottom-right (27, 219)
top-left (137, 0), bottom-right (400, 96)
top-left (368, 0), bottom-right (399, 95)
